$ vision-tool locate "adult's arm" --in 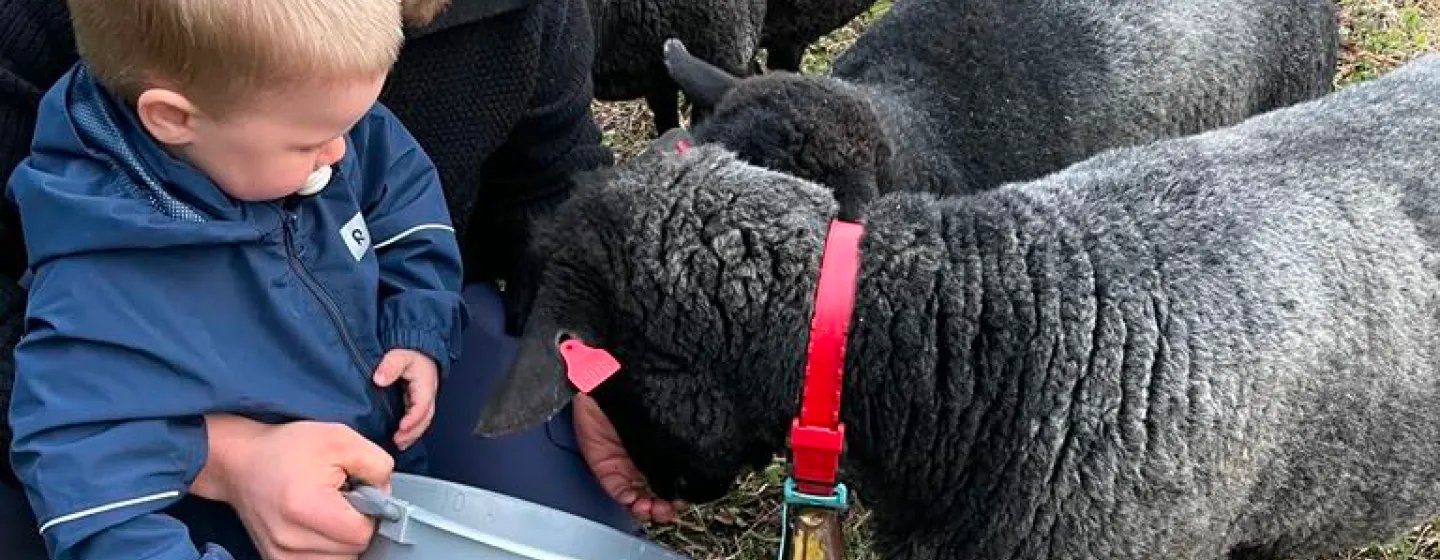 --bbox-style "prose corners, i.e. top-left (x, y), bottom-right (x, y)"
top-left (380, 0), bottom-right (613, 336)
top-left (475, 0), bottom-right (613, 335)
top-left (191, 415), bottom-right (394, 560)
